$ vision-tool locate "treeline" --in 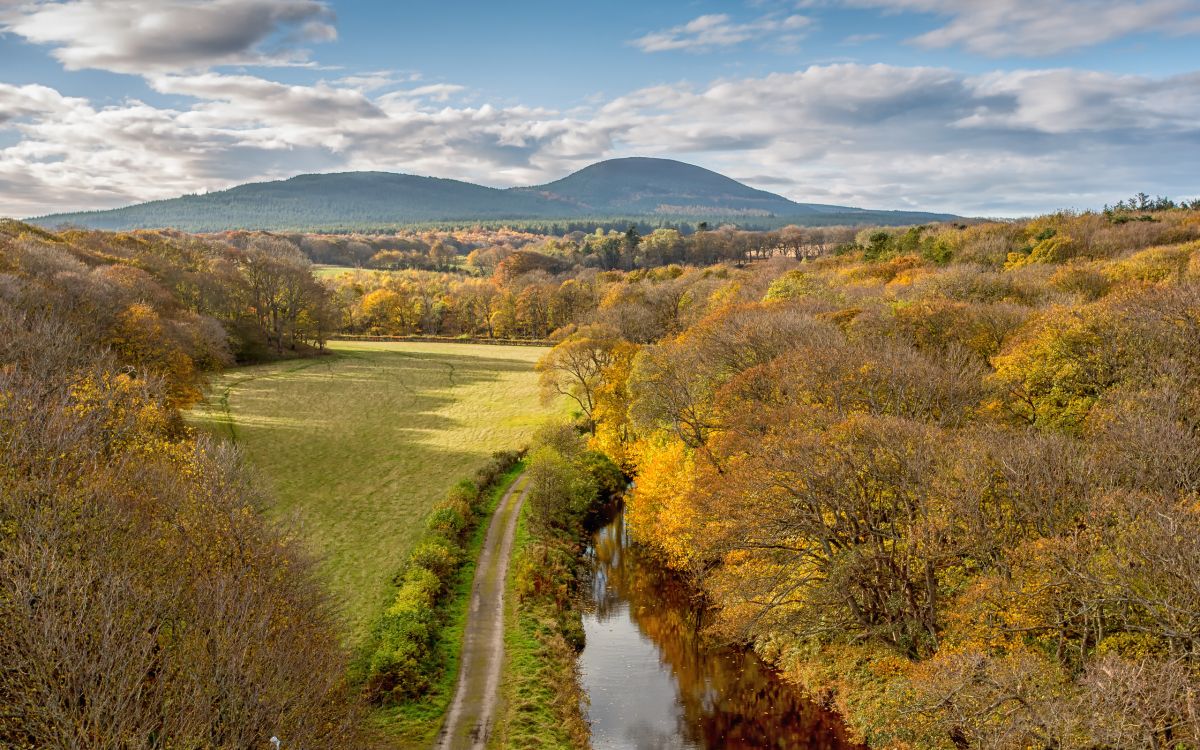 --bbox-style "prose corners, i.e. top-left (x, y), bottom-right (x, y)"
top-left (530, 207), bottom-right (1200, 748)
top-left (254, 223), bottom-right (862, 276)
top-left (362, 212), bottom-right (953, 235)
top-left (0, 221), bottom-right (363, 746)
top-left (0, 223), bottom-right (336, 371)
top-left (326, 225), bottom-right (861, 341)
top-left (220, 230), bottom-right (471, 272)
top-left (1105, 191), bottom-right (1200, 214)
top-left (326, 213), bottom-right (1198, 343)
top-left (530, 224), bottom-right (861, 269)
